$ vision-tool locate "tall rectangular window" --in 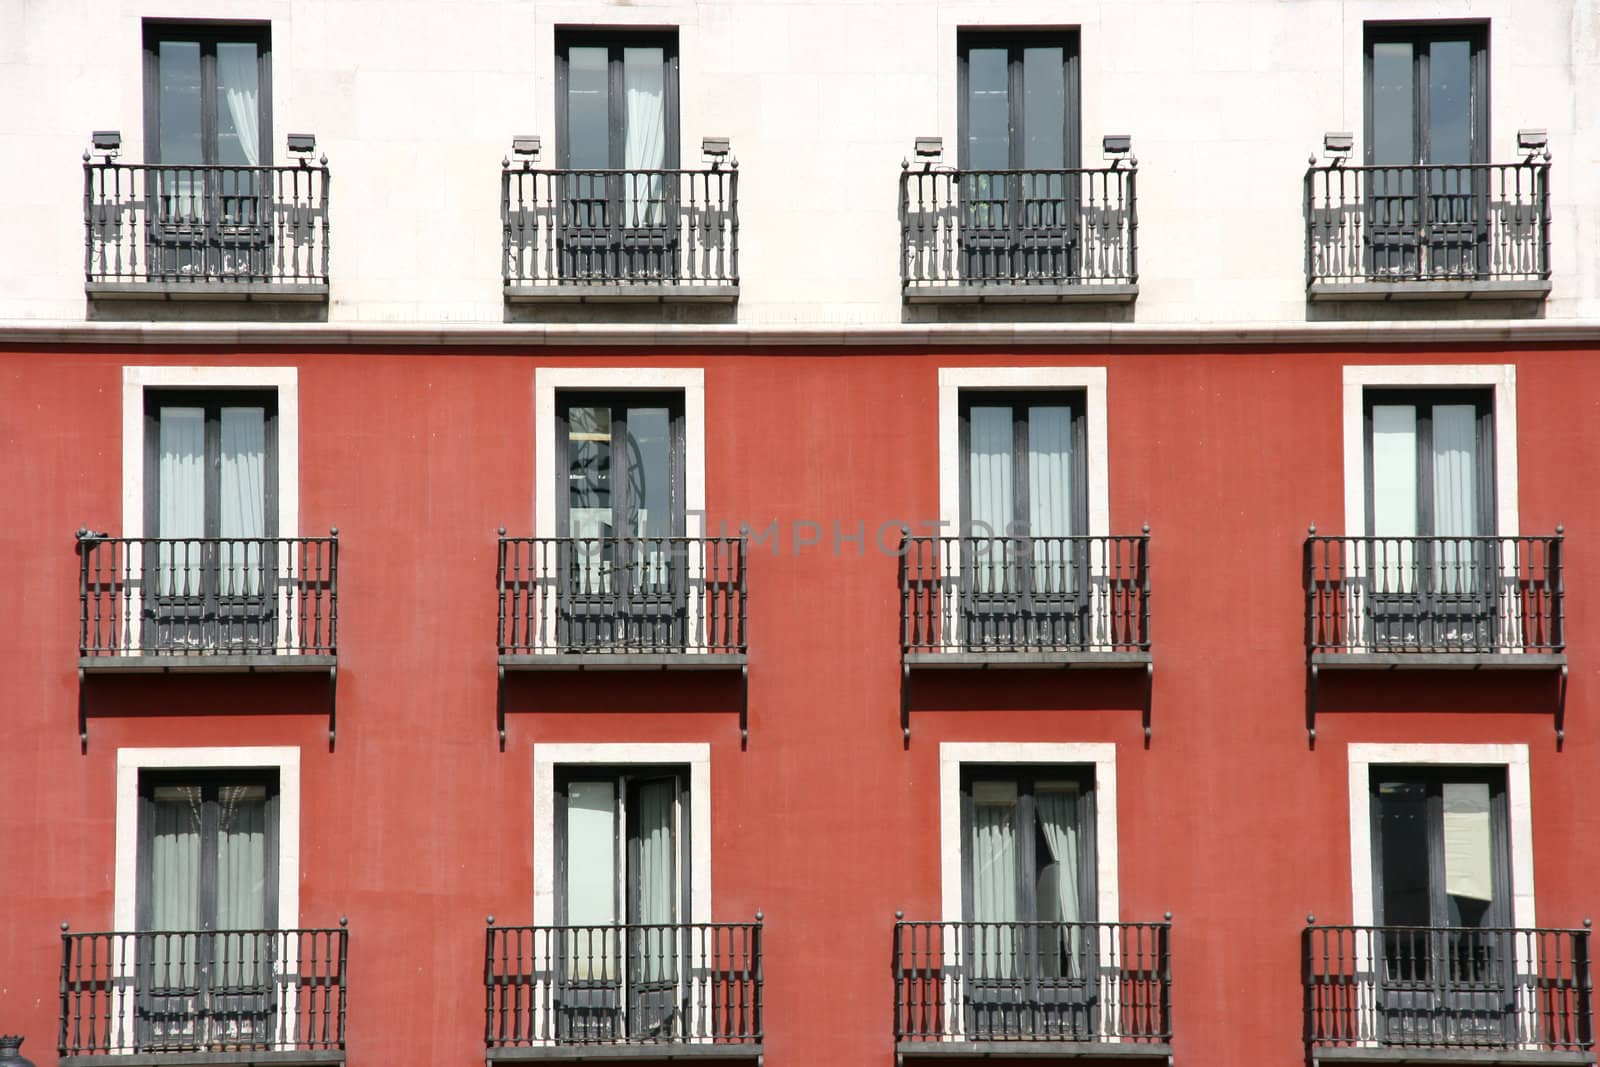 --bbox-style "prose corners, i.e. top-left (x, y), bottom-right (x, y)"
top-left (555, 768), bottom-right (688, 1041)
